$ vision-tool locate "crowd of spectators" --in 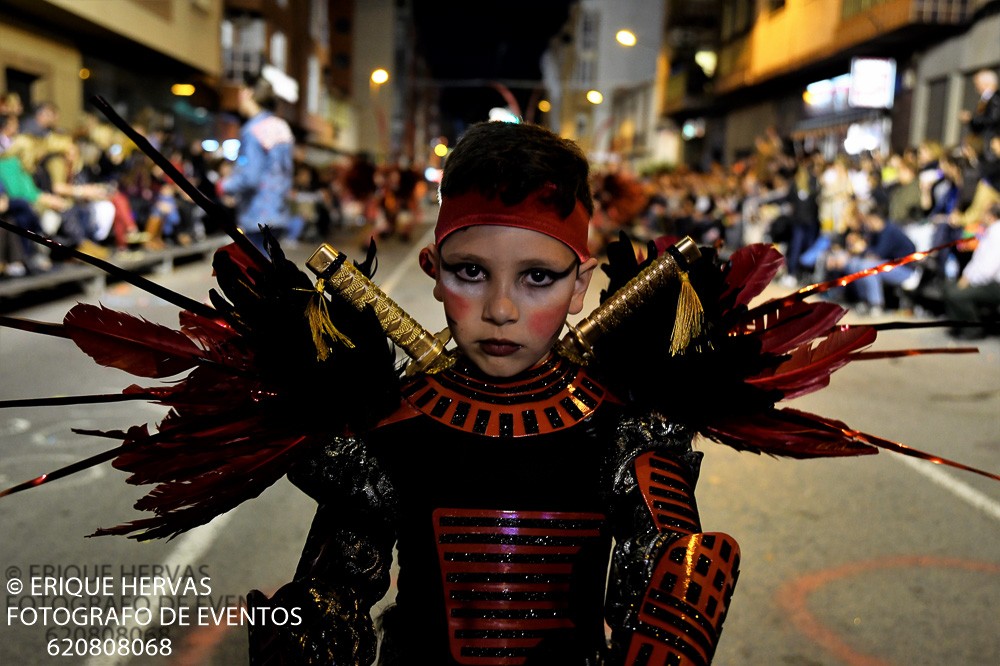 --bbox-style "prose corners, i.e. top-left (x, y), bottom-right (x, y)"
top-left (587, 70), bottom-right (1000, 338)
top-left (0, 92), bottom-right (232, 278)
top-left (0, 89), bottom-right (435, 283)
top-left (3, 72), bottom-right (998, 337)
